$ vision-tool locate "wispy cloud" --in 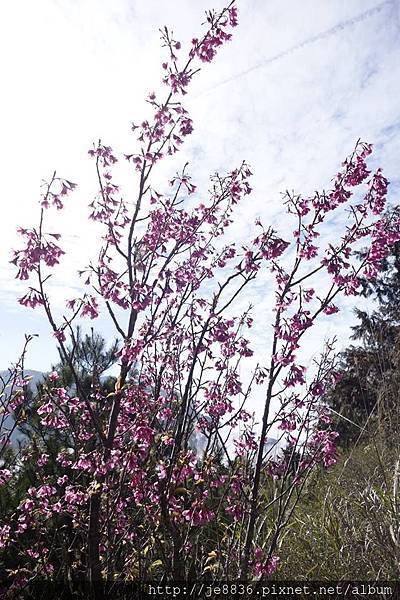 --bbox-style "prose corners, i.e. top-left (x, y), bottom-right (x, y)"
top-left (200, 0), bottom-right (394, 95)
top-left (1, 0), bottom-right (399, 370)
